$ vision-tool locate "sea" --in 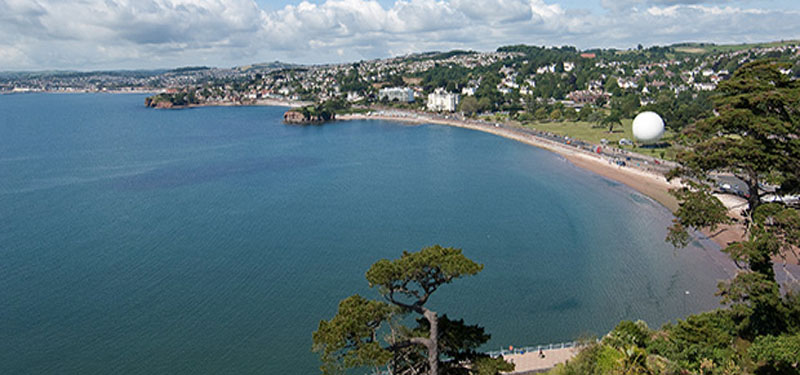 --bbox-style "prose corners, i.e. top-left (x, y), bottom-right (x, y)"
top-left (0, 93), bottom-right (733, 374)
